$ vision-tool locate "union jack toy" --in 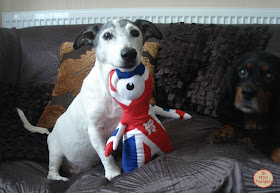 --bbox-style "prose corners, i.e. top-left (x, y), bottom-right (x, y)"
top-left (105, 63), bottom-right (191, 172)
